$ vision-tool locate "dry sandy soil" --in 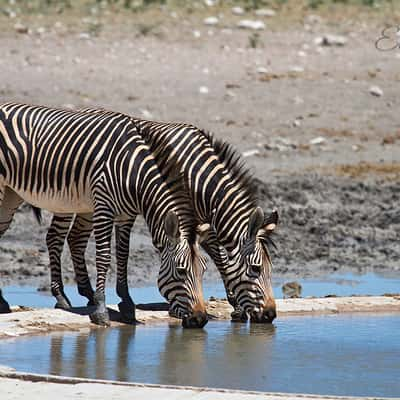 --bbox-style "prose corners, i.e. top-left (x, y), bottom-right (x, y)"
top-left (0, 1), bottom-right (399, 291)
